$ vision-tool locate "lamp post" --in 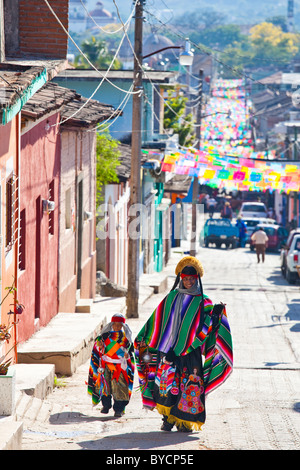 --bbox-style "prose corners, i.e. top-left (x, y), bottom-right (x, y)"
top-left (126, 0), bottom-right (194, 318)
top-left (190, 69), bottom-right (203, 257)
